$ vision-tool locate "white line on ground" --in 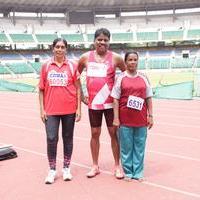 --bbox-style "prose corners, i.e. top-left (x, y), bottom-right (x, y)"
top-left (0, 110), bottom-right (200, 128)
top-left (0, 143), bottom-right (199, 199)
top-left (149, 133), bottom-right (200, 142)
top-left (0, 122), bottom-right (200, 162)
